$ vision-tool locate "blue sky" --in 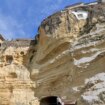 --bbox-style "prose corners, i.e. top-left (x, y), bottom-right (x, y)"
top-left (0, 0), bottom-right (96, 40)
